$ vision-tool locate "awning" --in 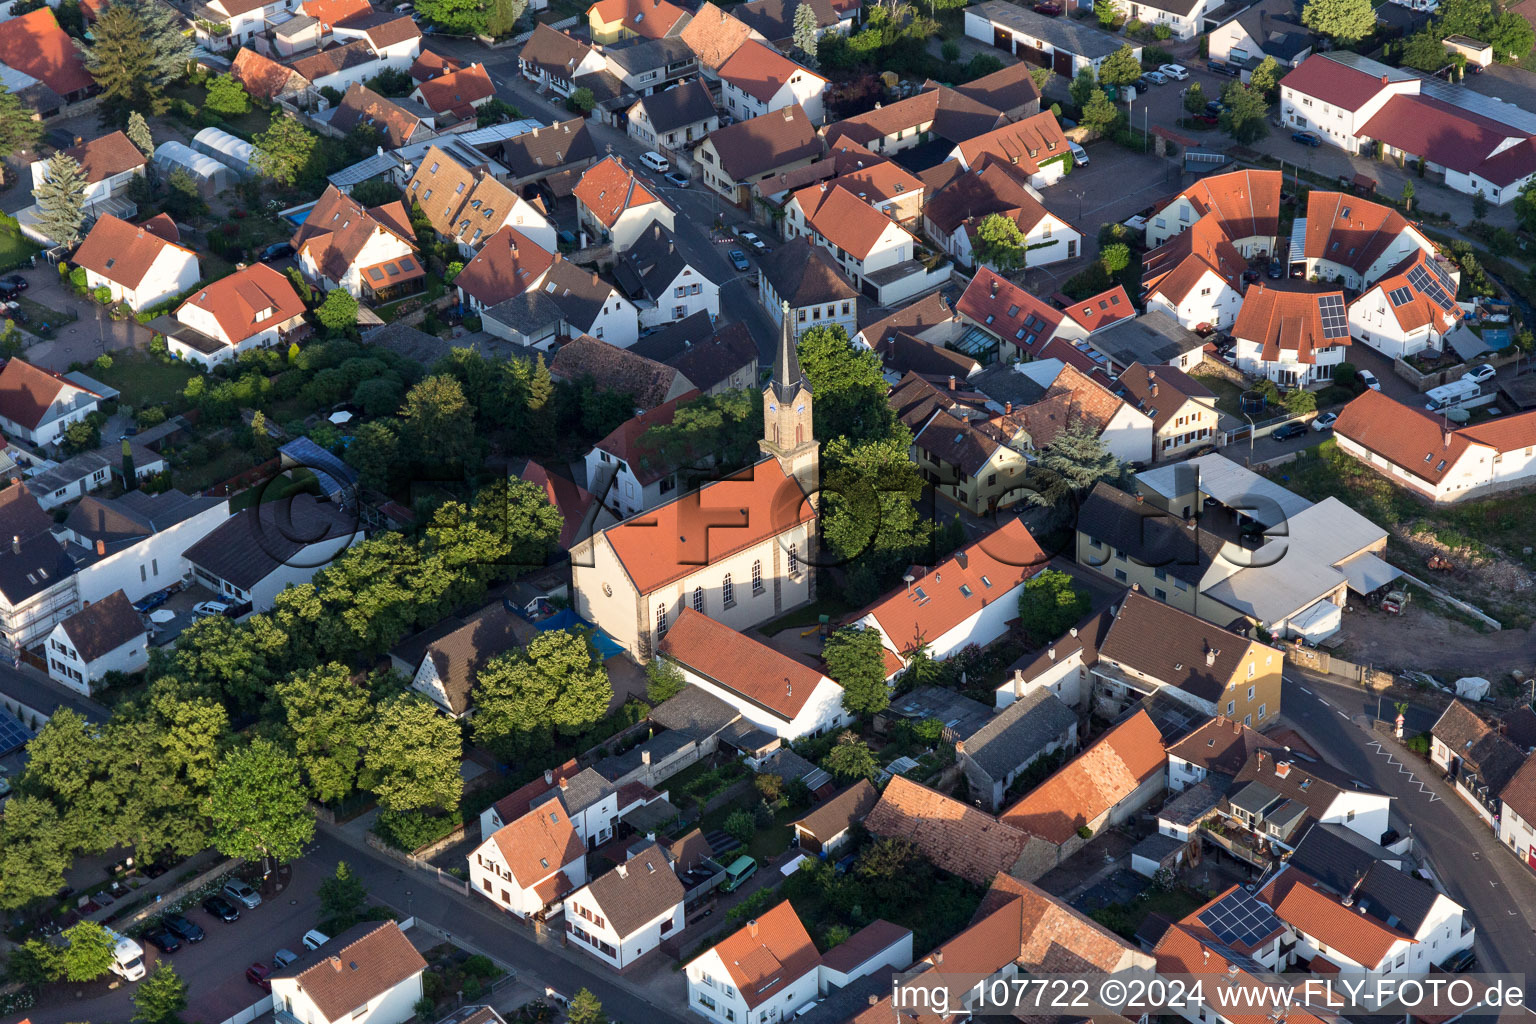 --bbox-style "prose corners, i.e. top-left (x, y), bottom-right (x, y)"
top-left (1336, 551), bottom-right (1402, 594)
top-left (361, 255), bottom-right (426, 289)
